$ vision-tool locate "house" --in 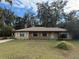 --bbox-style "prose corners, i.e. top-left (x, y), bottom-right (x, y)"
top-left (14, 27), bottom-right (71, 40)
